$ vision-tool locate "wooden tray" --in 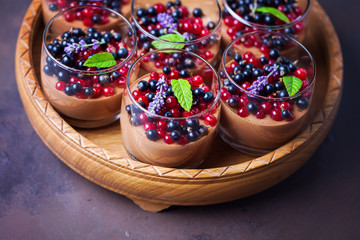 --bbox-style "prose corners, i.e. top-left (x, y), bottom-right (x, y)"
top-left (15, 0), bottom-right (343, 212)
